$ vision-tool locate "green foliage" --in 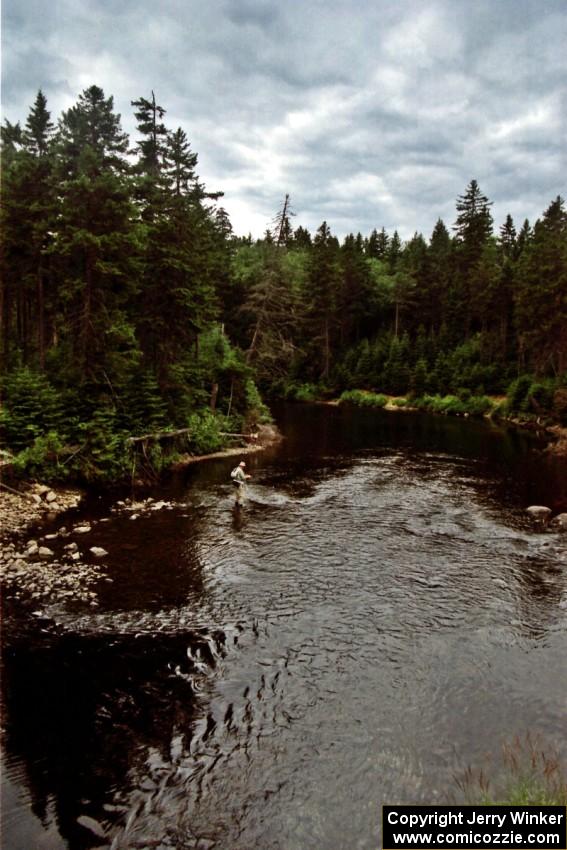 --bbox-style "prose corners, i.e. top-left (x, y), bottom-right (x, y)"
top-left (339, 390), bottom-right (387, 408)
top-left (244, 379), bottom-right (272, 425)
top-left (186, 410), bottom-right (226, 454)
top-left (410, 358), bottom-right (428, 398)
top-left (75, 408), bottom-right (129, 482)
top-left (456, 735), bottom-right (567, 807)
top-left (289, 383), bottom-right (320, 402)
top-left (412, 394), bottom-right (493, 417)
top-left (12, 432), bottom-right (68, 480)
top-left (0, 368), bottom-right (63, 450)
top-left (507, 375), bottom-right (533, 412)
